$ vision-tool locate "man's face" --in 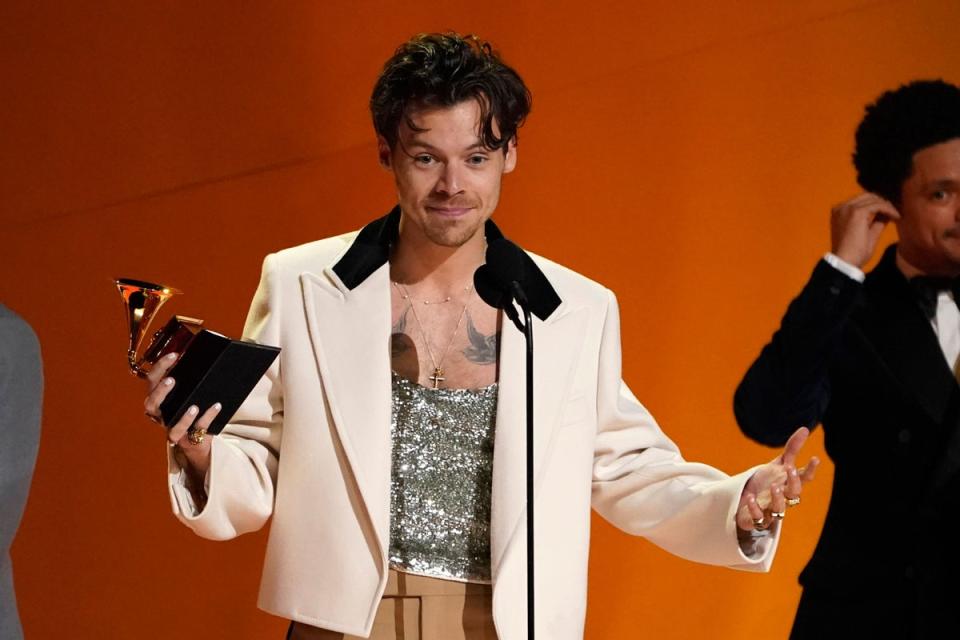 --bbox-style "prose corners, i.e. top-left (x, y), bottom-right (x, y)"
top-left (896, 137), bottom-right (960, 276)
top-left (379, 98), bottom-right (517, 249)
